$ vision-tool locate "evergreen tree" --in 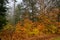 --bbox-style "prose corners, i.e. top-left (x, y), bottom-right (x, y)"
top-left (22, 0), bottom-right (40, 22)
top-left (0, 0), bottom-right (8, 29)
